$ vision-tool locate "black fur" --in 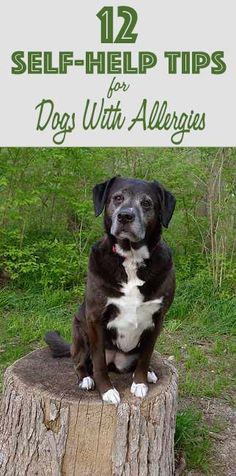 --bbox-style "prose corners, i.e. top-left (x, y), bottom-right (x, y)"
top-left (45, 331), bottom-right (71, 358)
